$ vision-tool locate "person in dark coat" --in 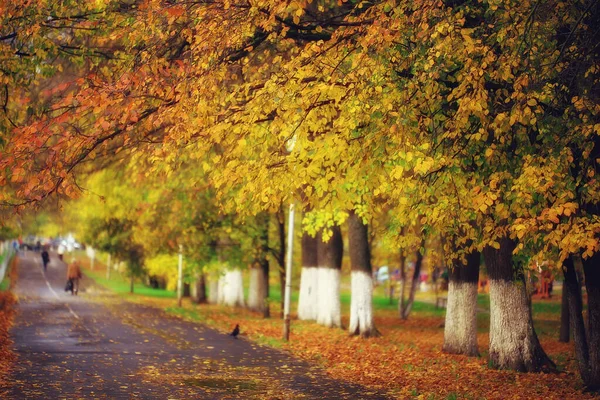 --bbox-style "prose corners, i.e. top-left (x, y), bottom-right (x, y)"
top-left (41, 247), bottom-right (50, 271)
